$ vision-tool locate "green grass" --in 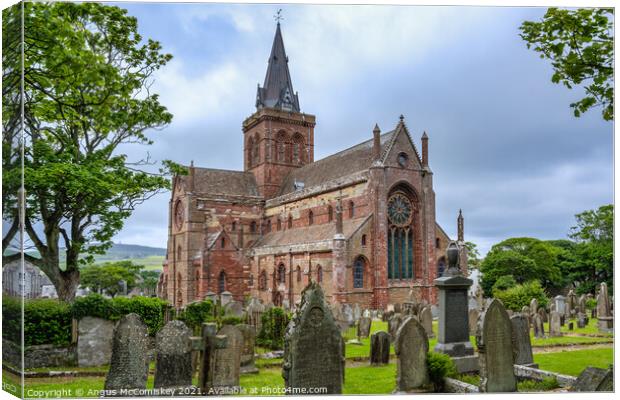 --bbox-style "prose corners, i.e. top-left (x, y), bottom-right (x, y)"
top-left (533, 348), bottom-right (614, 377)
top-left (552, 317), bottom-right (613, 337)
top-left (531, 335), bottom-right (612, 347)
